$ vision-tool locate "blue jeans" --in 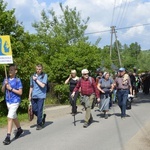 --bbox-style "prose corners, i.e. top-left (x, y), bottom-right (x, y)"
top-left (31, 98), bottom-right (44, 125)
top-left (117, 90), bottom-right (129, 117)
top-left (113, 90), bottom-right (117, 102)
